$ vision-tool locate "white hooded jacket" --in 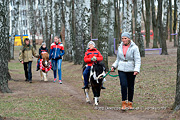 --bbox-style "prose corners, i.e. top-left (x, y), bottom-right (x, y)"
top-left (112, 41), bottom-right (141, 73)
